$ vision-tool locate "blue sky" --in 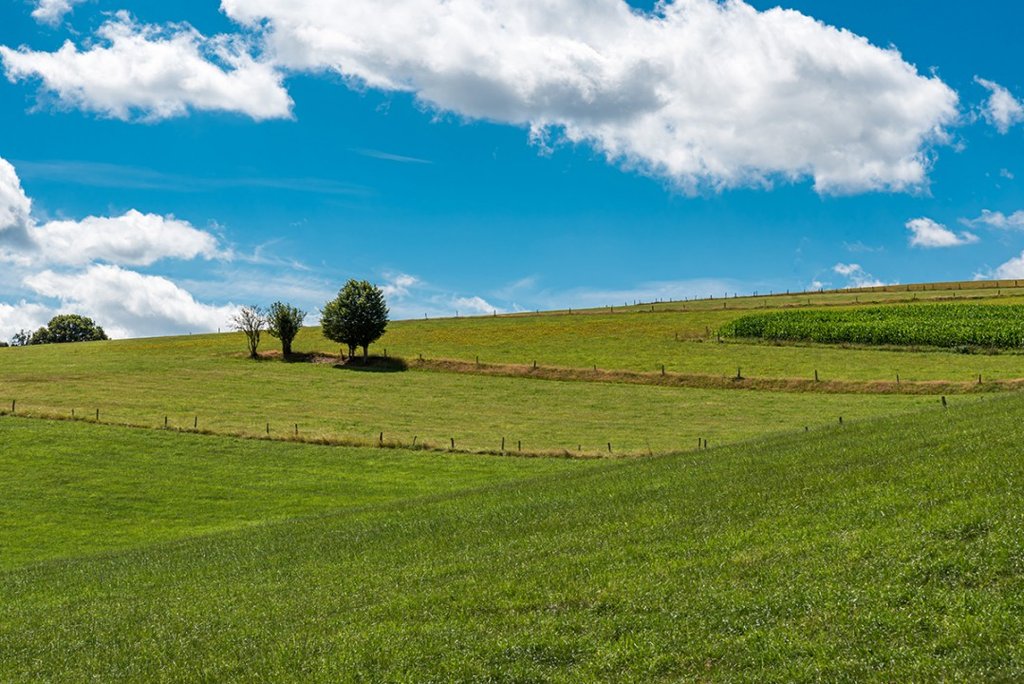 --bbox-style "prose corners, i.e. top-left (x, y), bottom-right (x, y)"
top-left (1, 0), bottom-right (1023, 338)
